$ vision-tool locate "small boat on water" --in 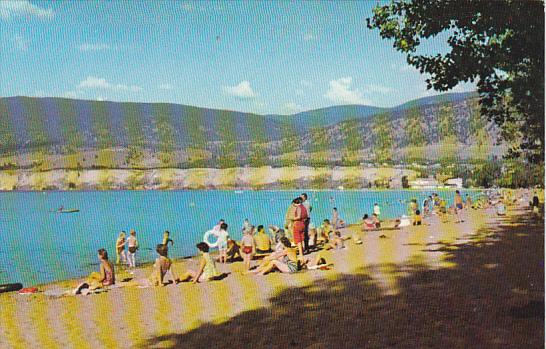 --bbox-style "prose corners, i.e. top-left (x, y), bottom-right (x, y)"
top-left (58, 209), bottom-right (80, 213)
top-left (50, 209), bottom-right (80, 213)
